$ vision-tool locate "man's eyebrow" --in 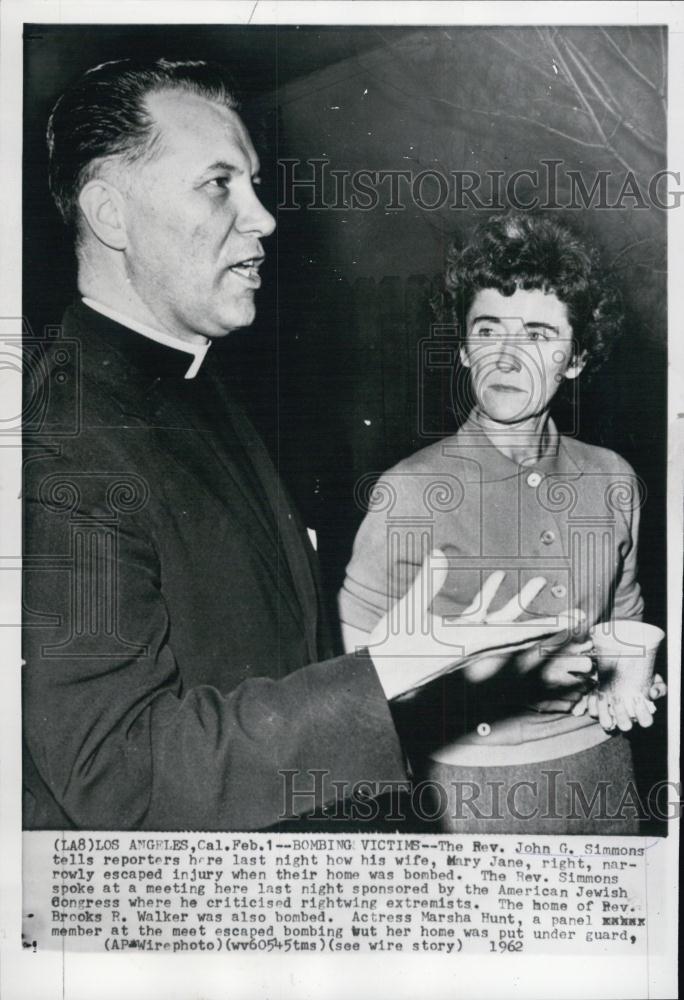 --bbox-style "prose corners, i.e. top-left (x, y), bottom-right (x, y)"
top-left (199, 159), bottom-right (262, 180)
top-left (201, 160), bottom-right (240, 176)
